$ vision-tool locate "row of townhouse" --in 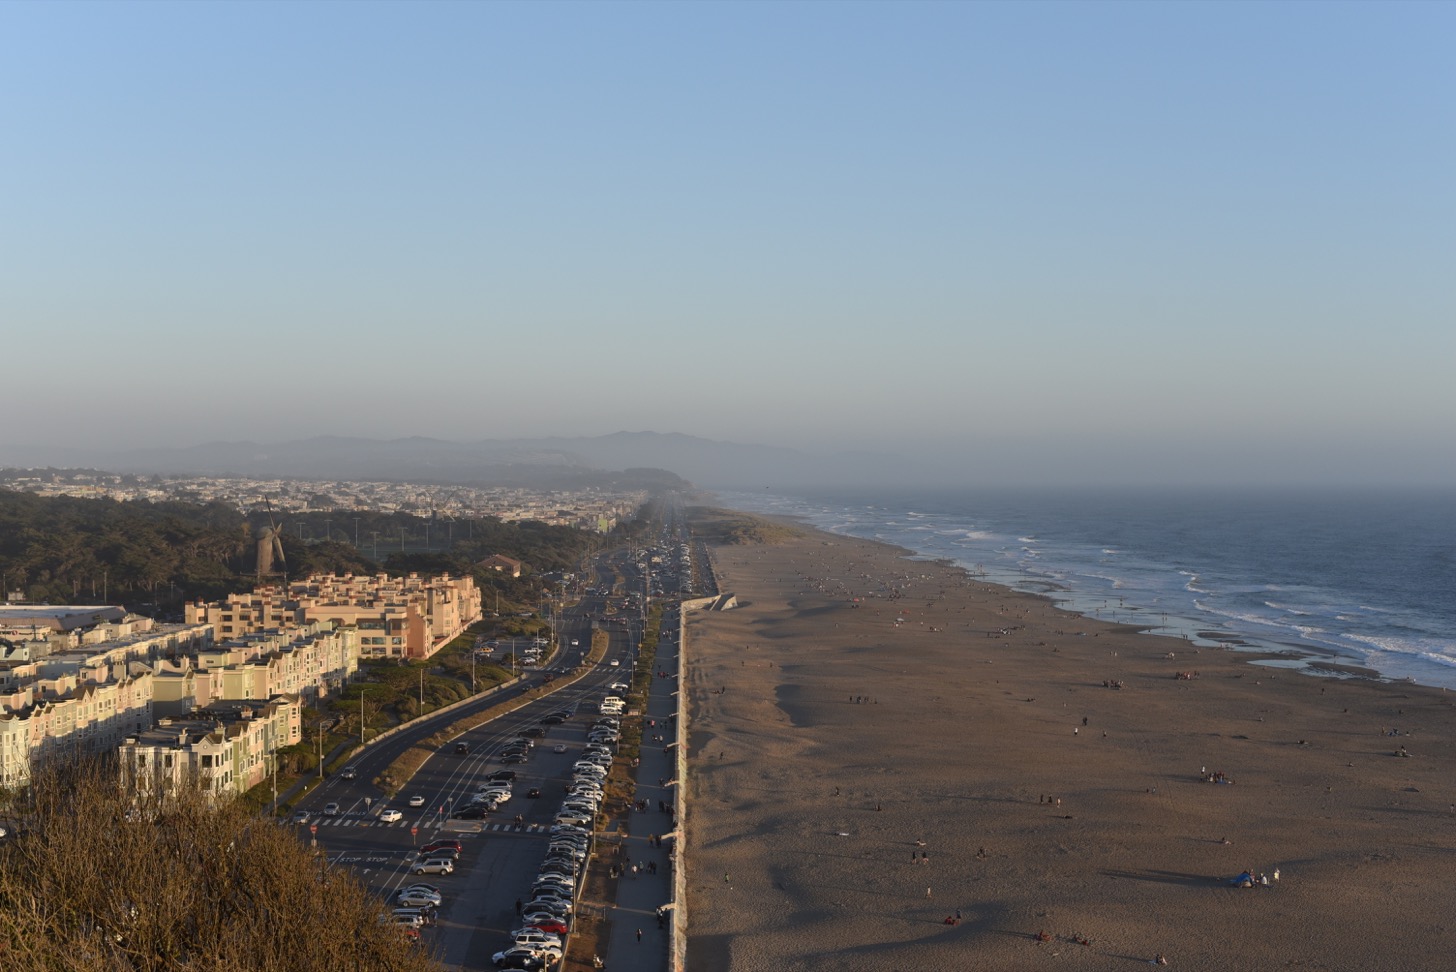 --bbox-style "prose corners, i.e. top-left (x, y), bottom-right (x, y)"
top-left (0, 619), bottom-right (357, 790)
top-left (0, 664), bottom-right (155, 788)
top-left (151, 621), bottom-right (359, 716)
top-left (185, 572), bottom-right (481, 660)
top-left (119, 695), bottom-right (302, 799)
